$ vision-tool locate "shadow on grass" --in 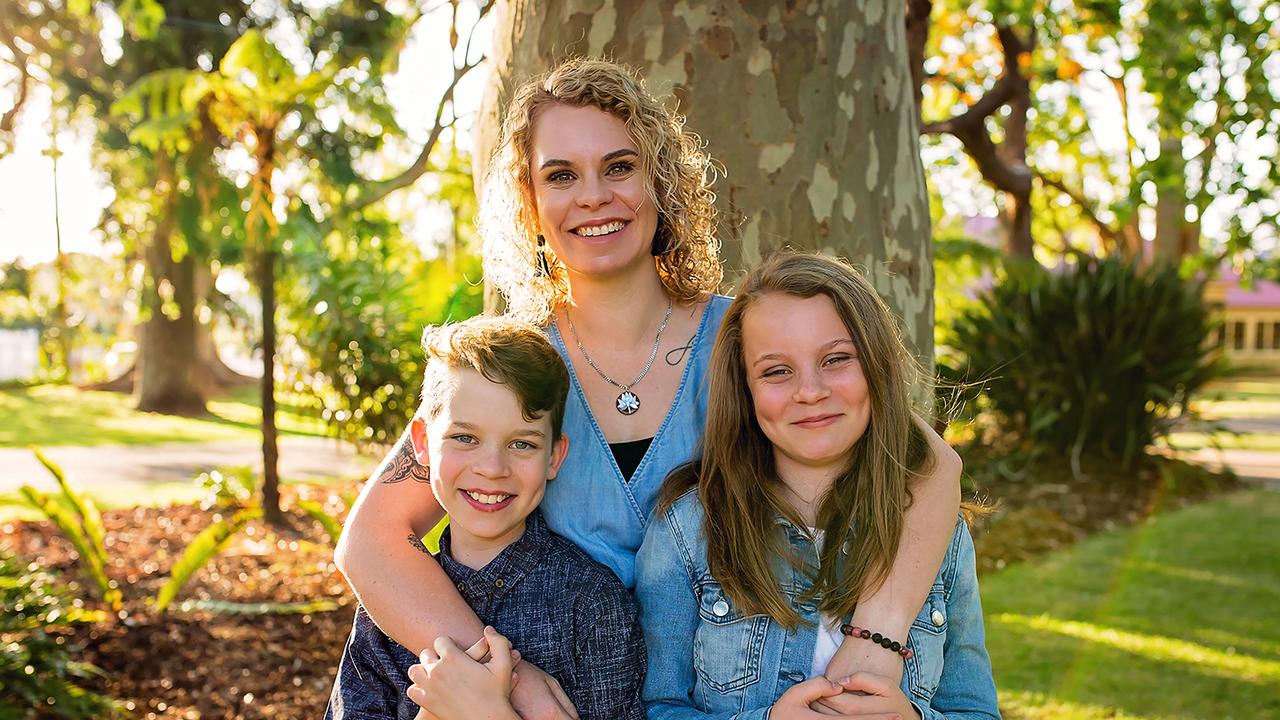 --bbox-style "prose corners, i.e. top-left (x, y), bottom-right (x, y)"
top-left (984, 489), bottom-right (1280, 719)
